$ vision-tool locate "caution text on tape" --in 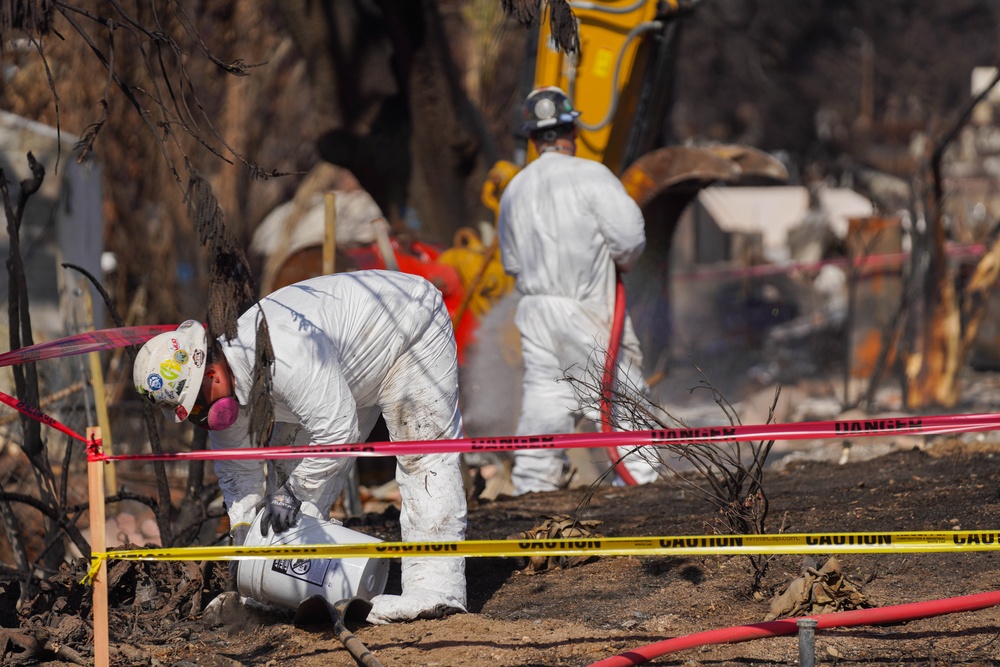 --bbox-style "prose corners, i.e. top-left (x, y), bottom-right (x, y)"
top-left (91, 530), bottom-right (1000, 564)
